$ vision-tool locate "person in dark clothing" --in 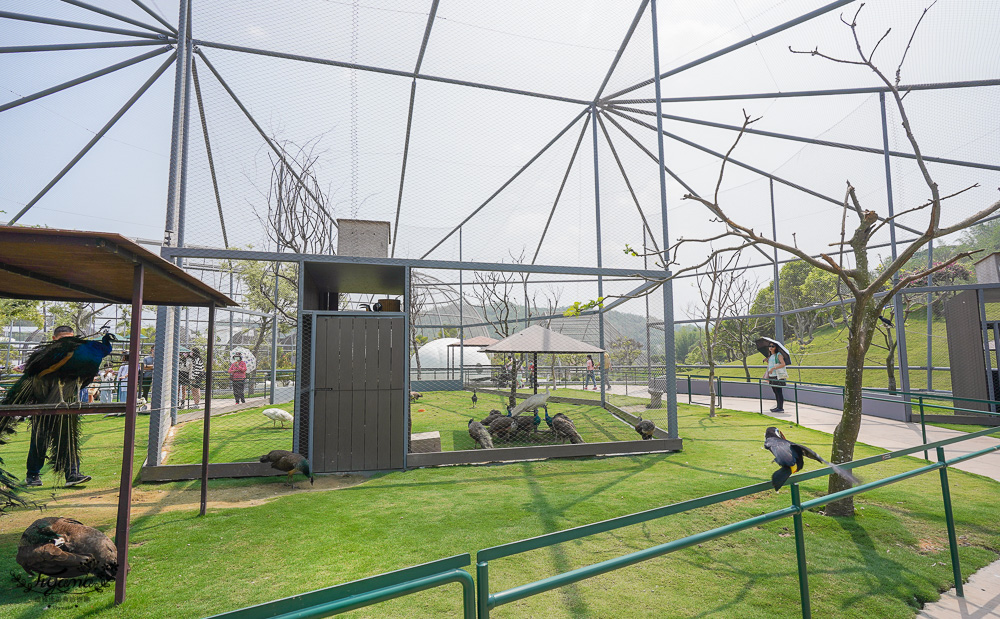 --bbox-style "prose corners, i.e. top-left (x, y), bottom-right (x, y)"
top-left (25, 325), bottom-right (92, 488)
top-left (764, 343), bottom-right (787, 413)
top-left (141, 345), bottom-right (154, 400)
